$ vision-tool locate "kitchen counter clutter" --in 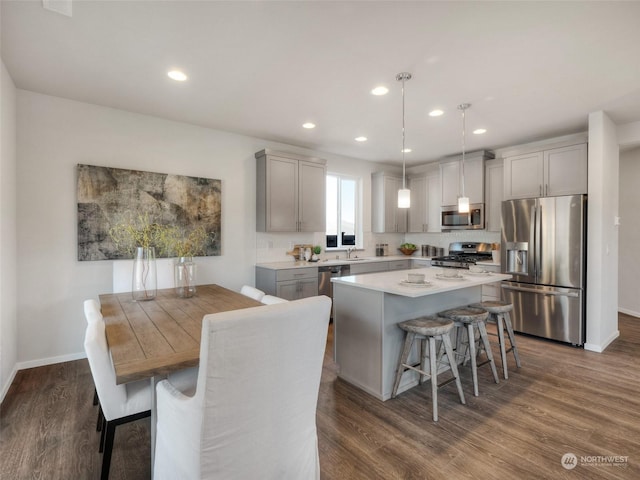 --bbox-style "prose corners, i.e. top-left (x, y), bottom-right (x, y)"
top-left (332, 267), bottom-right (511, 401)
top-left (255, 255), bottom-right (427, 270)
